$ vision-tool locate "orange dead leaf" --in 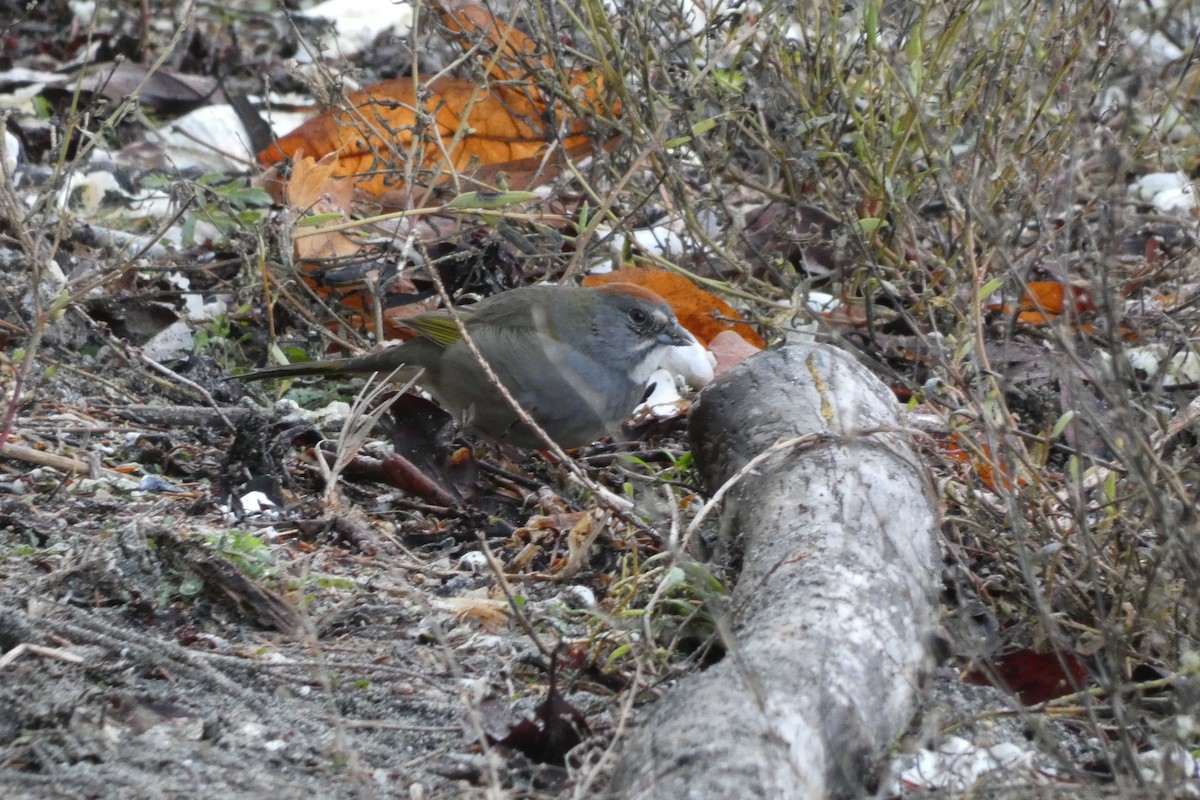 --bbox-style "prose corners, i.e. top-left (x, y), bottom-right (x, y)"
top-left (297, 263), bottom-right (436, 344)
top-left (259, 2), bottom-right (619, 196)
top-left (582, 267), bottom-right (766, 349)
top-left (436, 0), bottom-right (553, 82)
top-left (276, 154), bottom-right (436, 341)
top-left (990, 280), bottom-right (1096, 326)
top-left (939, 432), bottom-right (1026, 492)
